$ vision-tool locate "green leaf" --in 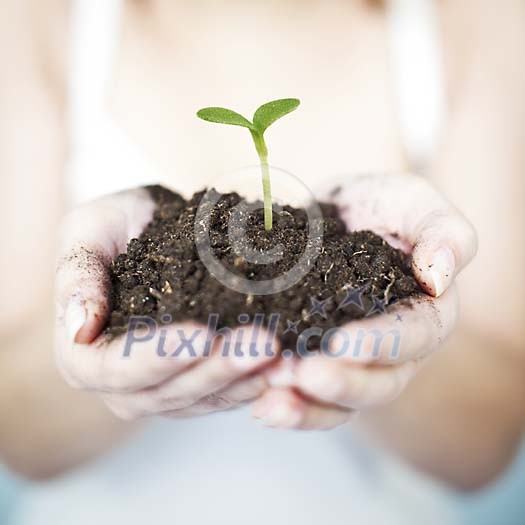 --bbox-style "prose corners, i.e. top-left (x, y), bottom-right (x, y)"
top-left (252, 98), bottom-right (301, 134)
top-left (196, 107), bottom-right (254, 129)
